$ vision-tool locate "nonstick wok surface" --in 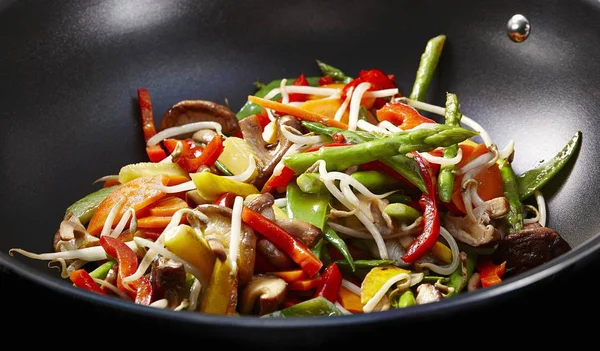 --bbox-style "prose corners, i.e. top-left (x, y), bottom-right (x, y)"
top-left (1, 0), bottom-right (600, 347)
